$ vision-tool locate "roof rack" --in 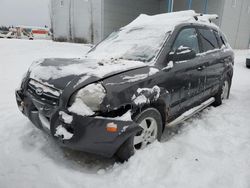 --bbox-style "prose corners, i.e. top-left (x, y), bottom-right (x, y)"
top-left (194, 14), bottom-right (219, 23)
